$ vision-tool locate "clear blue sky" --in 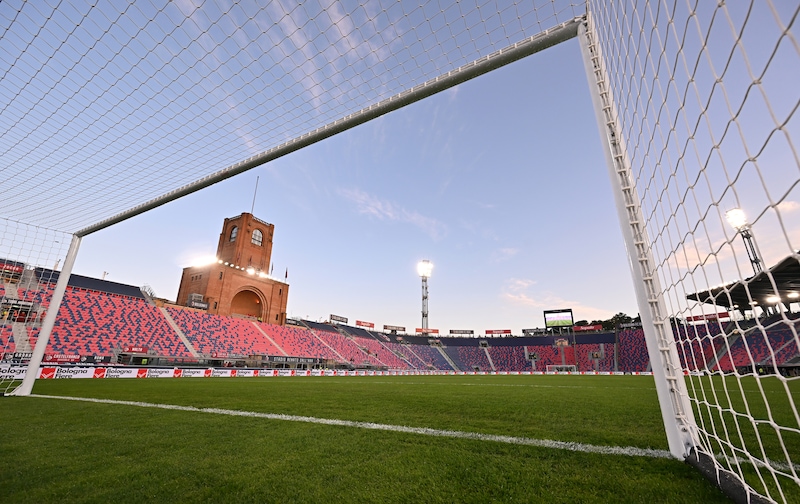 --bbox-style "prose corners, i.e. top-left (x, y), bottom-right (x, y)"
top-left (72, 37), bottom-right (639, 333)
